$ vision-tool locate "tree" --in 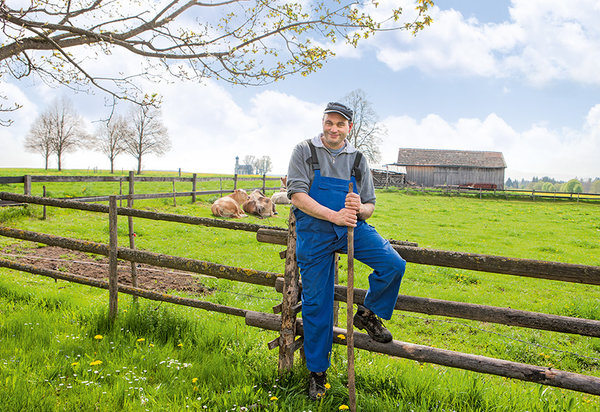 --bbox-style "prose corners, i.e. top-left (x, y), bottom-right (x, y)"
top-left (0, 1), bottom-right (433, 117)
top-left (26, 97), bottom-right (88, 171)
top-left (254, 156), bottom-right (273, 175)
top-left (562, 179), bottom-right (583, 193)
top-left (342, 89), bottom-right (385, 164)
top-left (94, 115), bottom-right (131, 173)
top-left (50, 97), bottom-right (89, 171)
top-left (591, 179), bottom-right (600, 194)
top-left (24, 113), bottom-right (54, 169)
top-left (124, 105), bottom-right (171, 174)
top-left (243, 155), bottom-right (257, 174)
